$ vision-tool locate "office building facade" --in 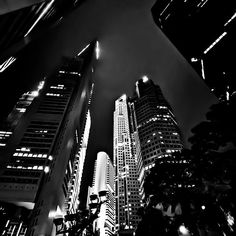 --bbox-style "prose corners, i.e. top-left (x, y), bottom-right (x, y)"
top-left (130, 77), bottom-right (183, 198)
top-left (0, 42), bottom-right (96, 236)
top-left (113, 95), bottom-right (141, 235)
top-left (87, 152), bottom-right (115, 236)
top-left (0, 81), bottom-right (45, 151)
